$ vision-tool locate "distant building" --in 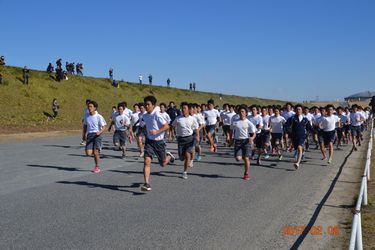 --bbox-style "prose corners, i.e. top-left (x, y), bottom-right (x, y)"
top-left (344, 91), bottom-right (375, 102)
